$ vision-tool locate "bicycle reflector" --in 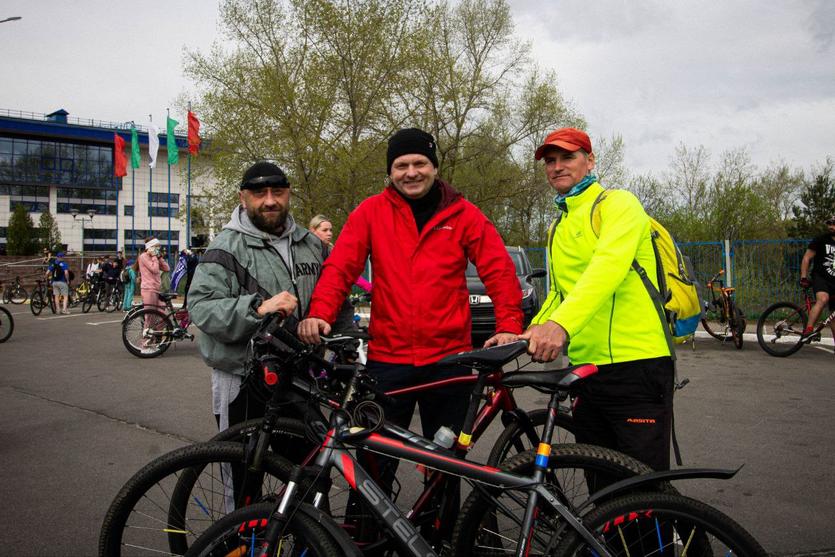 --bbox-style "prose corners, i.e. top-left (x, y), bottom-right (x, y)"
top-left (262, 362), bottom-right (279, 386)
